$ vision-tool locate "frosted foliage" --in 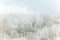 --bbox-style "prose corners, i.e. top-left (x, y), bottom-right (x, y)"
top-left (0, 14), bottom-right (60, 40)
